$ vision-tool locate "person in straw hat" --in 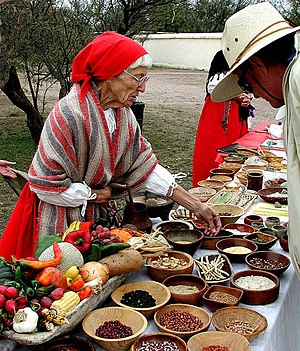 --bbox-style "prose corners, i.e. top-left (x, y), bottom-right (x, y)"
top-left (211, 2), bottom-right (300, 278)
